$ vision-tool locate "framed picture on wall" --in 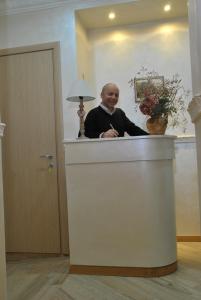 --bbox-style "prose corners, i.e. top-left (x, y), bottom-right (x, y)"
top-left (134, 76), bottom-right (164, 102)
